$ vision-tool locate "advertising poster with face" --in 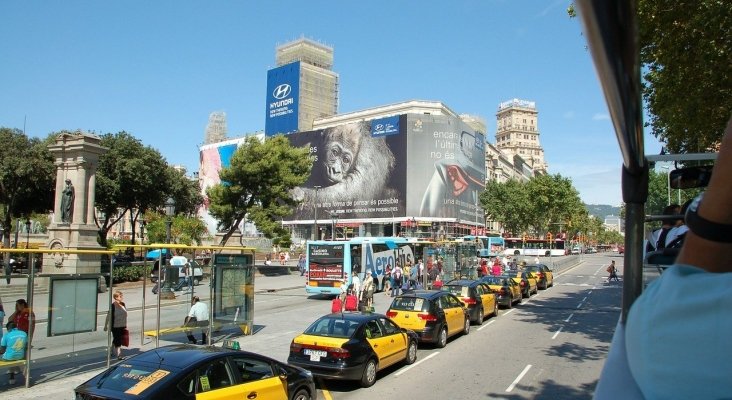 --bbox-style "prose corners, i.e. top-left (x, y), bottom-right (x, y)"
top-left (287, 119), bottom-right (407, 220)
top-left (405, 114), bottom-right (486, 221)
